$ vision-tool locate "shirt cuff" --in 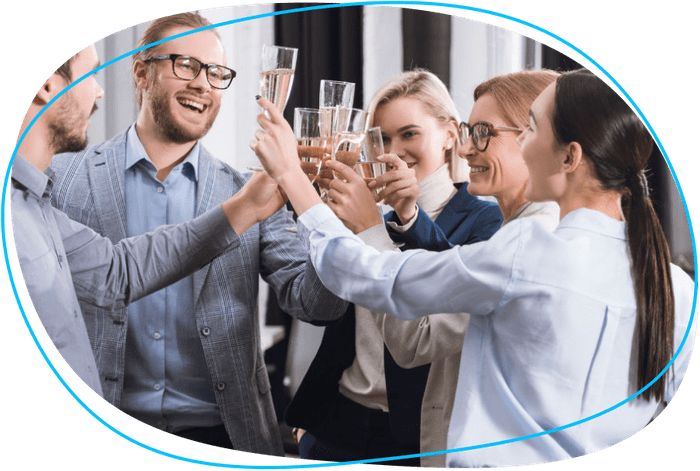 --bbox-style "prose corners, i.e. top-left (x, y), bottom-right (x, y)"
top-left (356, 223), bottom-right (398, 252)
top-left (386, 205), bottom-right (419, 233)
top-left (298, 203), bottom-right (340, 232)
